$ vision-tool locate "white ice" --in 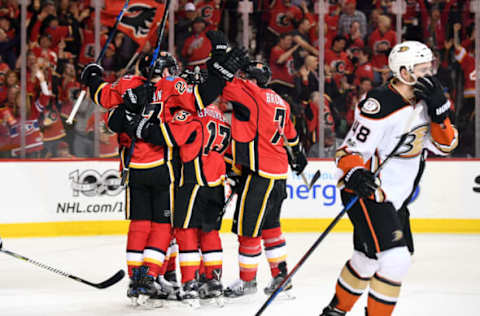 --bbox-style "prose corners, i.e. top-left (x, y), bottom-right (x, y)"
top-left (1, 233), bottom-right (479, 316)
